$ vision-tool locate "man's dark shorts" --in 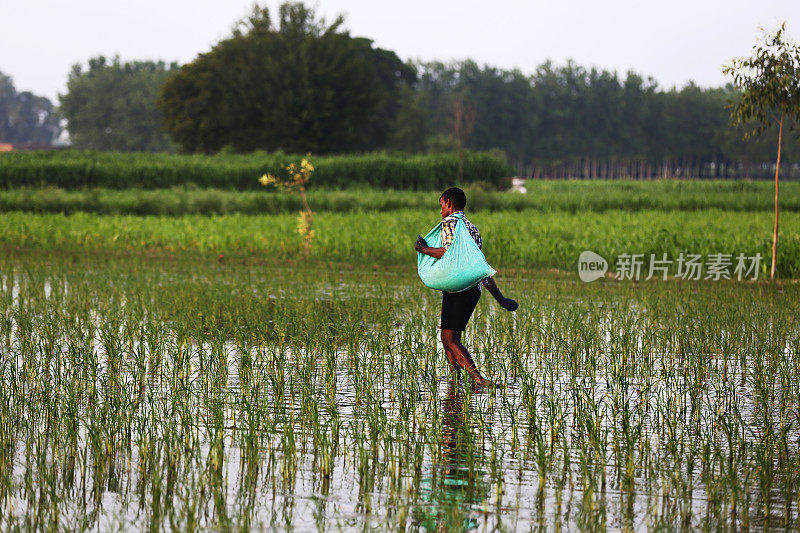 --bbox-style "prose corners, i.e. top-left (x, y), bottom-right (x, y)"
top-left (441, 285), bottom-right (481, 331)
